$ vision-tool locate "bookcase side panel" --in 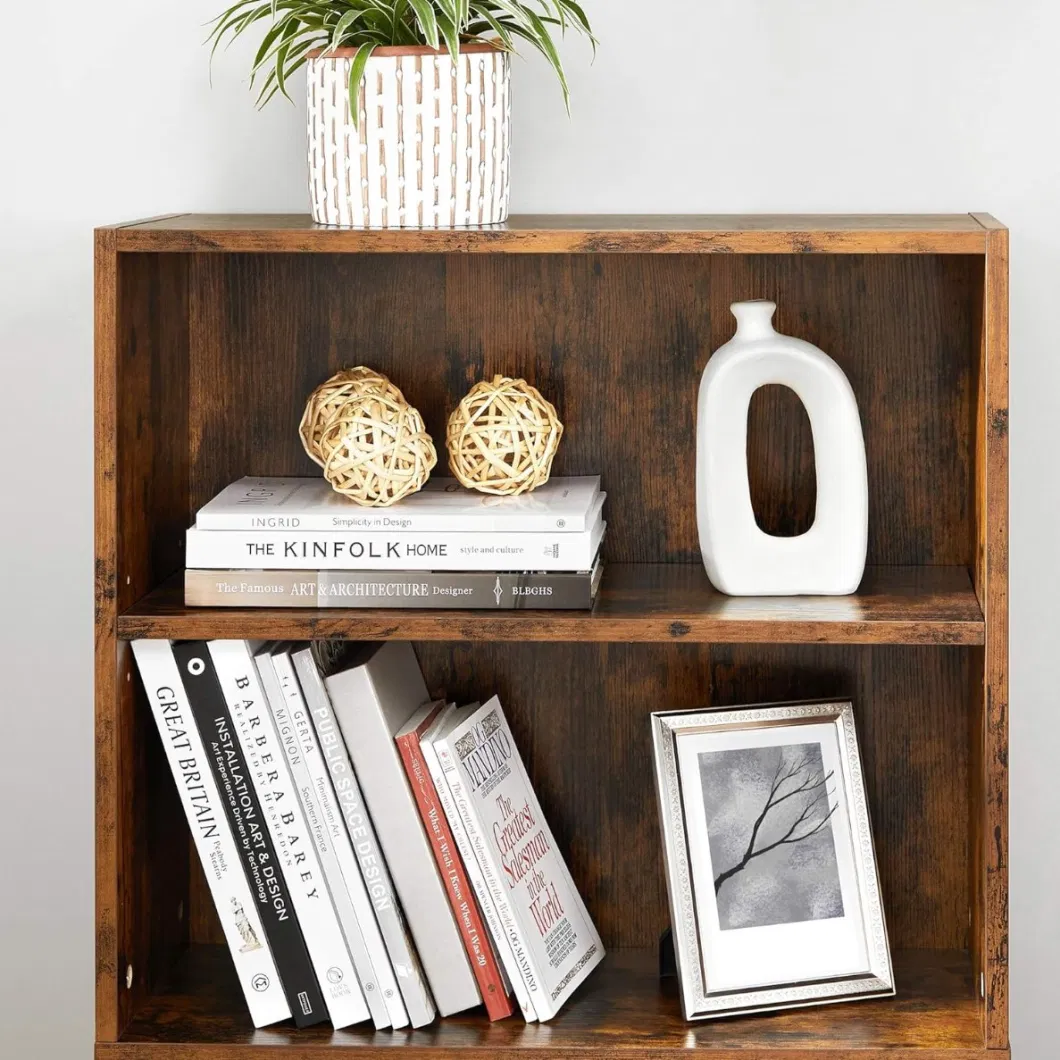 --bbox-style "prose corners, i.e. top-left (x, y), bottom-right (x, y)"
top-left (970, 222), bottom-right (1009, 1048)
top-left (95, 228), bottom-right (121, 1041)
